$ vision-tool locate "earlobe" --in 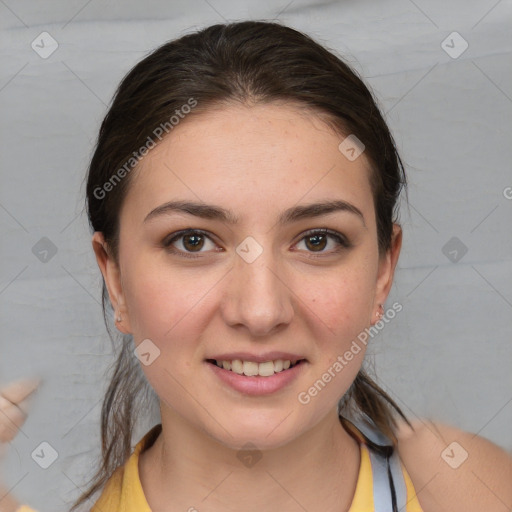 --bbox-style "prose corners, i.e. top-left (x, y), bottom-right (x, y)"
top-left (373, 224), bottom-right (402, 316)
top-left (371, 303), bottom-right (384, 325)
top-left (91, 232), bottom-right (132, 334)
